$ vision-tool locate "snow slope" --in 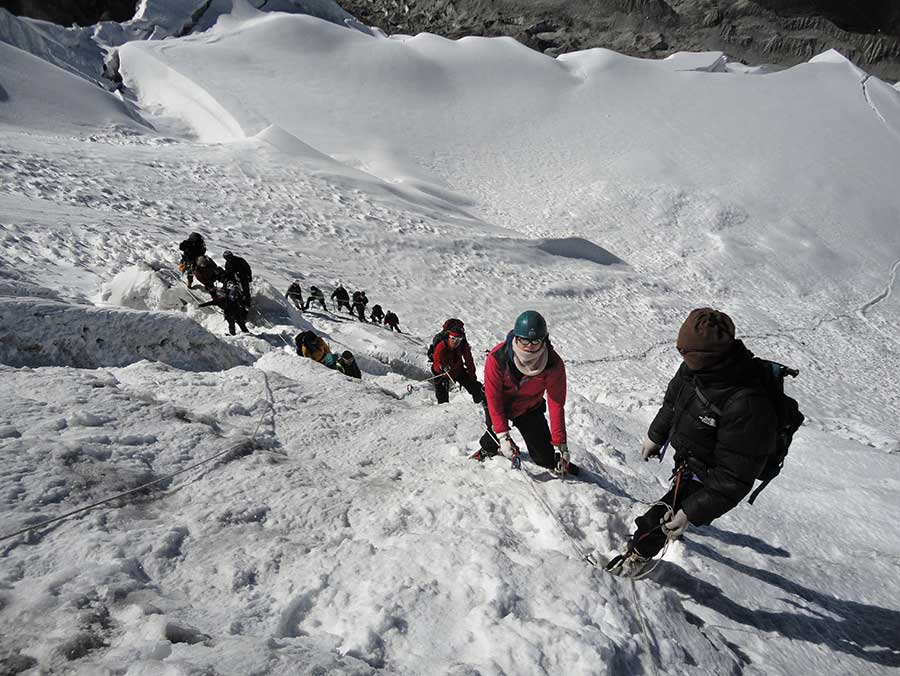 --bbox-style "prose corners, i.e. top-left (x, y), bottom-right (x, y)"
top-left (0, 41), bottom-right (140, 132)
top-left (1, 4), bottom-right (899, 675)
